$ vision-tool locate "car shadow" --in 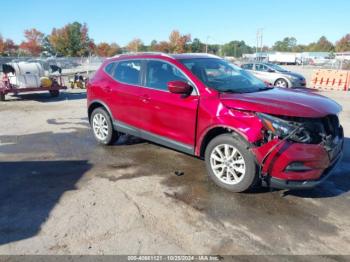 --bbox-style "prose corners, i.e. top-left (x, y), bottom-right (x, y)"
top-left (284, 137), bottom-right (350, 198)
top-left (0, 160), bottom-right (92, 245)
top-left (4, 90), bottom-right (86, 103)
